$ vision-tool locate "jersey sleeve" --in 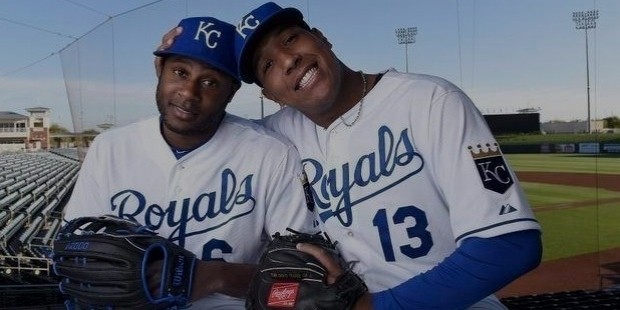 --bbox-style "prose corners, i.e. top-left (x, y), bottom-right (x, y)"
top-left (426, 87), bottom-right (540, 244)
top-left (62, 136), bottom-right (108, 221)
top-left (371, 229), bottom-right (542, 309)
